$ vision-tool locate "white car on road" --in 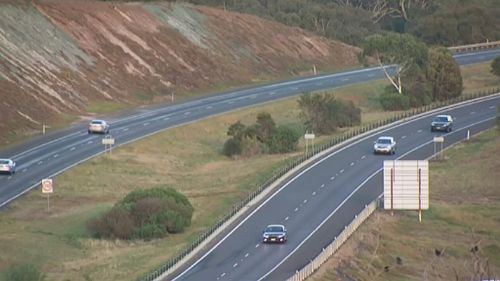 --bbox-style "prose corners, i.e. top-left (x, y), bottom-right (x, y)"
top-left (0, 159), bottom-right (16, 175)
top-left (373, 136), bottom-right (396, 155)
